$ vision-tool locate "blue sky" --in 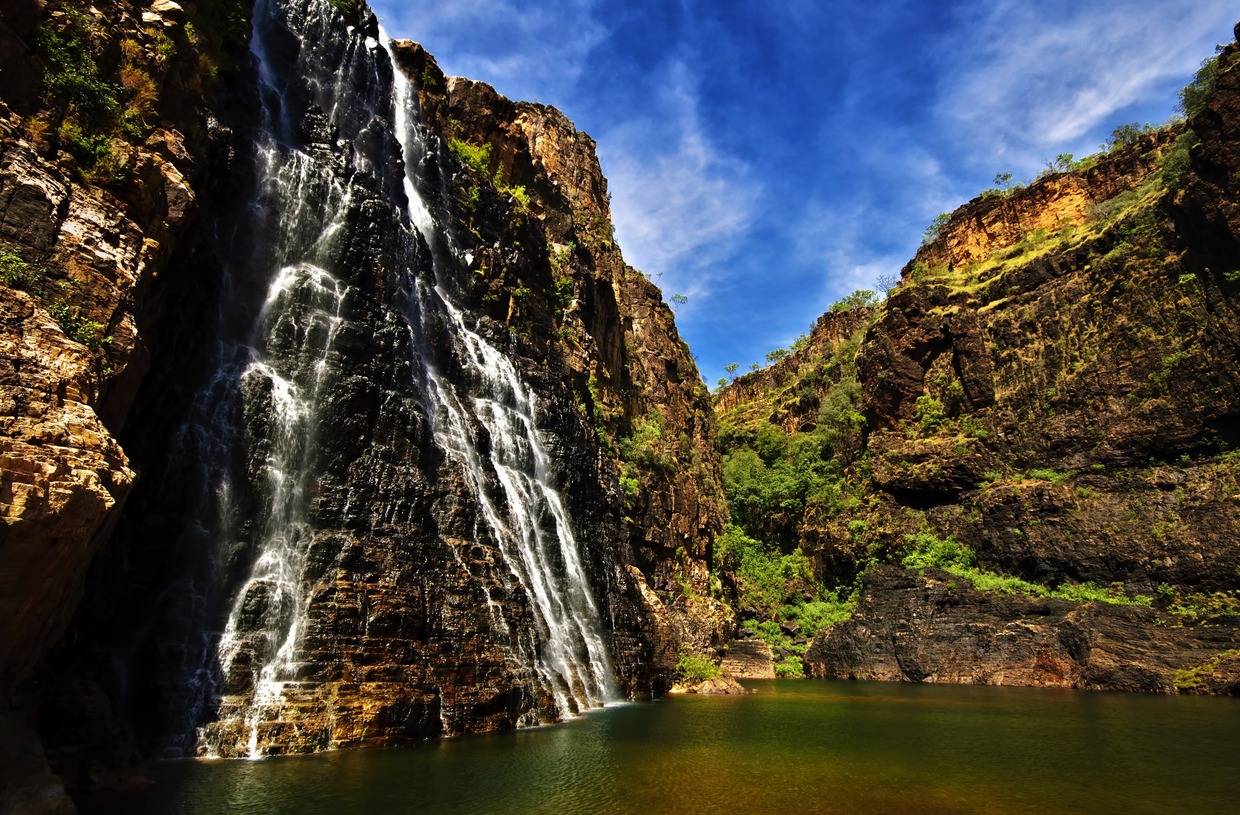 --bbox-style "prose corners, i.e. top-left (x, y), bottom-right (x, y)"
top-left (368, 0), bottom-right (1236, 387)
